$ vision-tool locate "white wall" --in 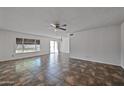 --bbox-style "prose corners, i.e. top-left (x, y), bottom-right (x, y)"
top-left (0, 30), bottom-right (59, 62)
top-left (70, 25), bottom-right (121, 66)
top-left (121, 23), bottom-right (124, 68)
top-left (60, 37), bottom-right (70, 53)
top-left (0, 8), bottom-right (4, 28)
